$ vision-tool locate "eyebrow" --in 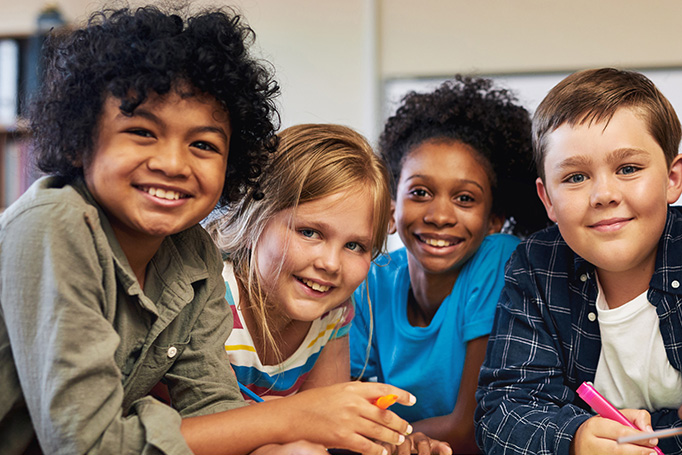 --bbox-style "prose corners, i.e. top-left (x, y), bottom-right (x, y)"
top-left (405, 174), bottom-right (486, 193)
top-left (555, 148), bottom-right (650, 171)
top-left (120, 108), bottom-right (230, 143)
